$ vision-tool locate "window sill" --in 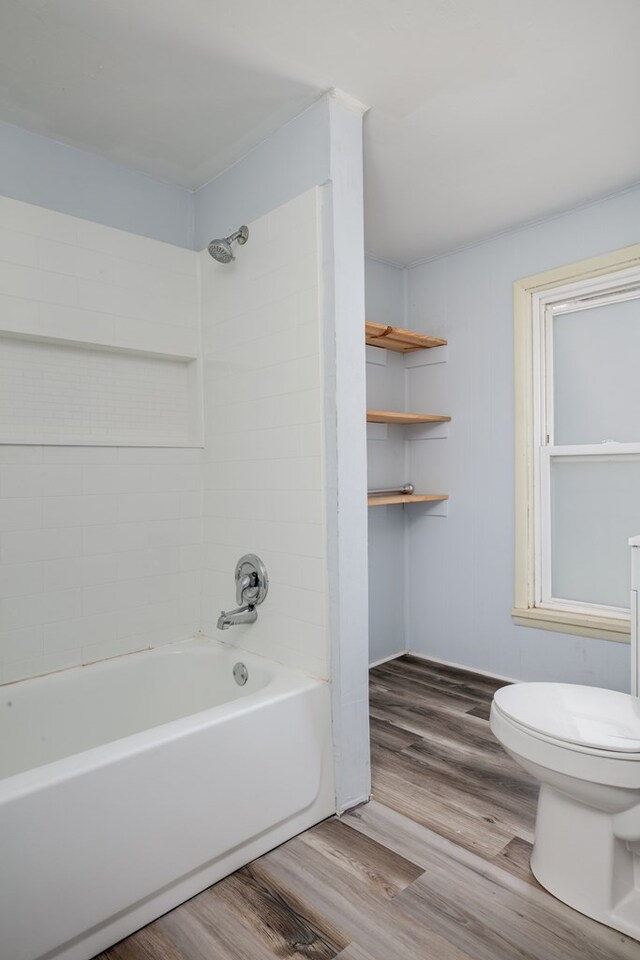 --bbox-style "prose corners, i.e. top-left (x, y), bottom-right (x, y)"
top-left (512, 606), bottom-right (630, 643)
